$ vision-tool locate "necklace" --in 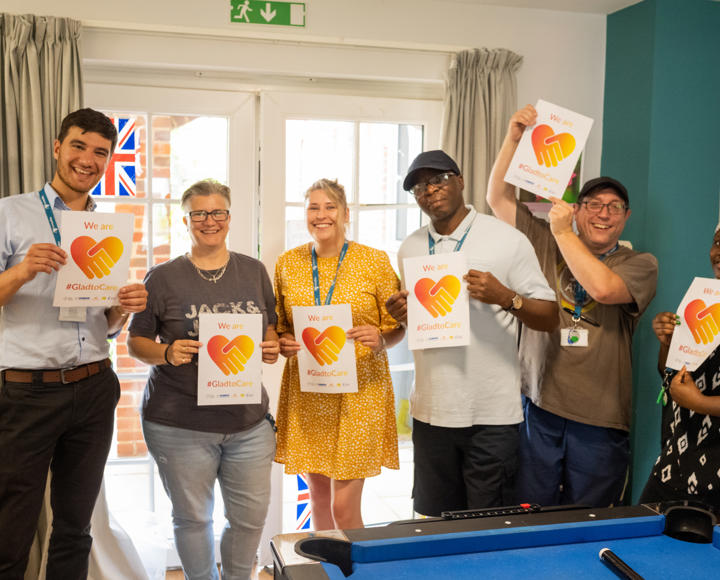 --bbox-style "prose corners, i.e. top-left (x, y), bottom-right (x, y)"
top-left (188, 254), bottom-right (230, 283)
